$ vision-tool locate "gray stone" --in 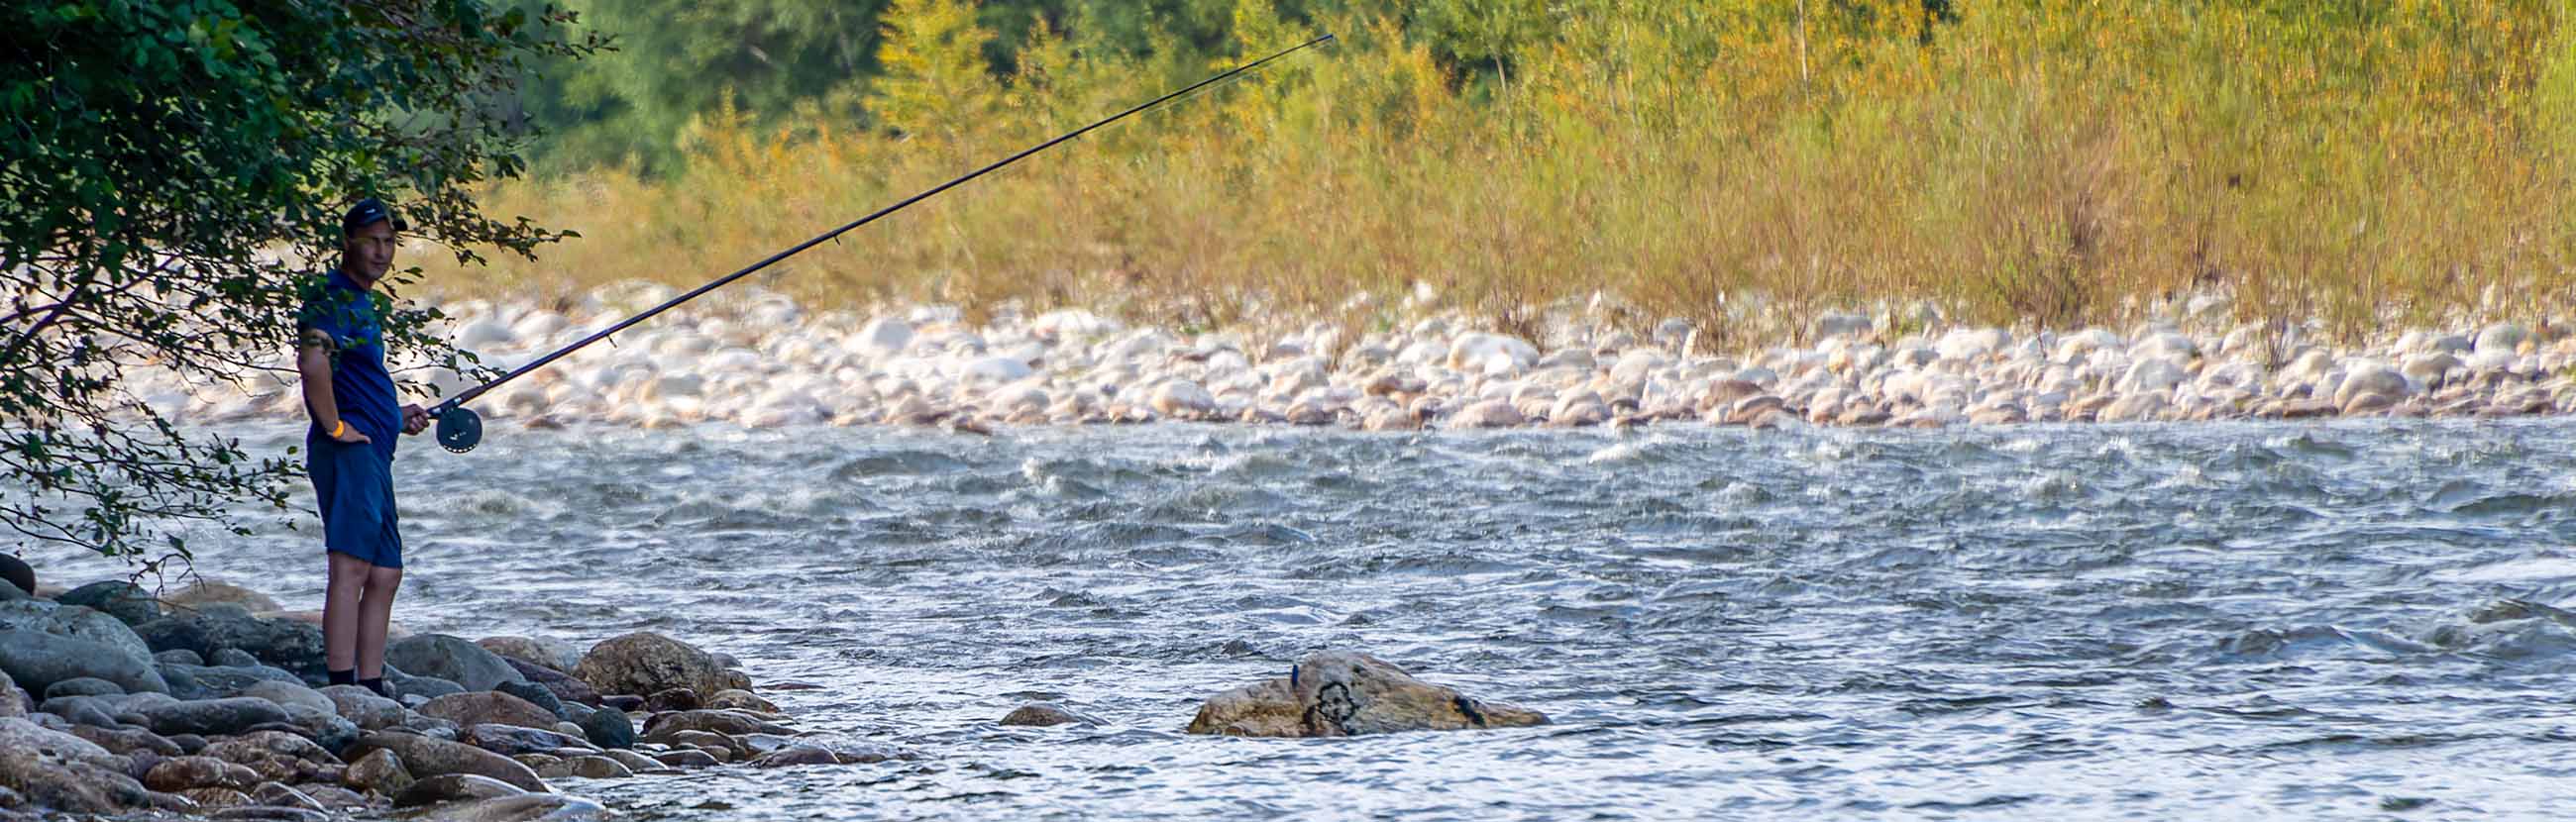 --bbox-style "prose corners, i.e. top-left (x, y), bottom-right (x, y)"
top-left (211, 648), bottom-right (262, 668)
top-left (0, 600), bottom-right (154, 661)
top-left (155, 650), bottom-right (205, 667)
top-left (474, 637), bottom-right (583, 673)
top-left (407, 793), bottom-right (606, 822)
top-left (129, 696), bottom-right (293, 737)
top-left (747, 738), bottom-right (918, 768)
top-left (1185, 652), bottom-right (1549, 738)
top-left (460, 724), bottom-right (589, 757)
top-left (63, 723), bottom-right (182, 756)
top-left (207, 806), bottom-right (329, 822)
top-left (391, 772), bottom-right (525, 808)
top-left (316, 684), bottom-right (404, 730)
top-left (42, 677), bottom-right (124, 700)
top-left (383, 666), bottom-right (467, 700)
top-left (156, 663), bottom-right (299, 700)
top-left (492, 681), bottom-right (565, 720)
top-left (573, 705), bottom-right (632, 750)
top-left (499, 657), bottom-right (598, 707)
top-left (241, 681), bottom-right (333, 716)
top-left (384, 635), bottom-right (527, 692)
top-left (54, 581), bottom-right (161, 626)
top-left (0, 628), bottom-right (169, 695)
top-left (130, 605), bottom-right (325, 679)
